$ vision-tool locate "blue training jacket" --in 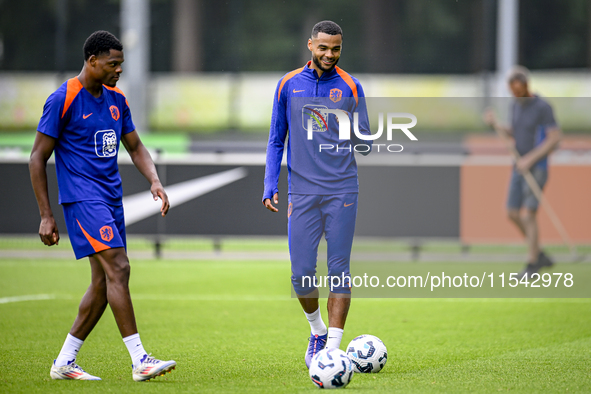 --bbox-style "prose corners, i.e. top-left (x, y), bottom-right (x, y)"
top-left (263, 61), bottom-right (372, 201)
